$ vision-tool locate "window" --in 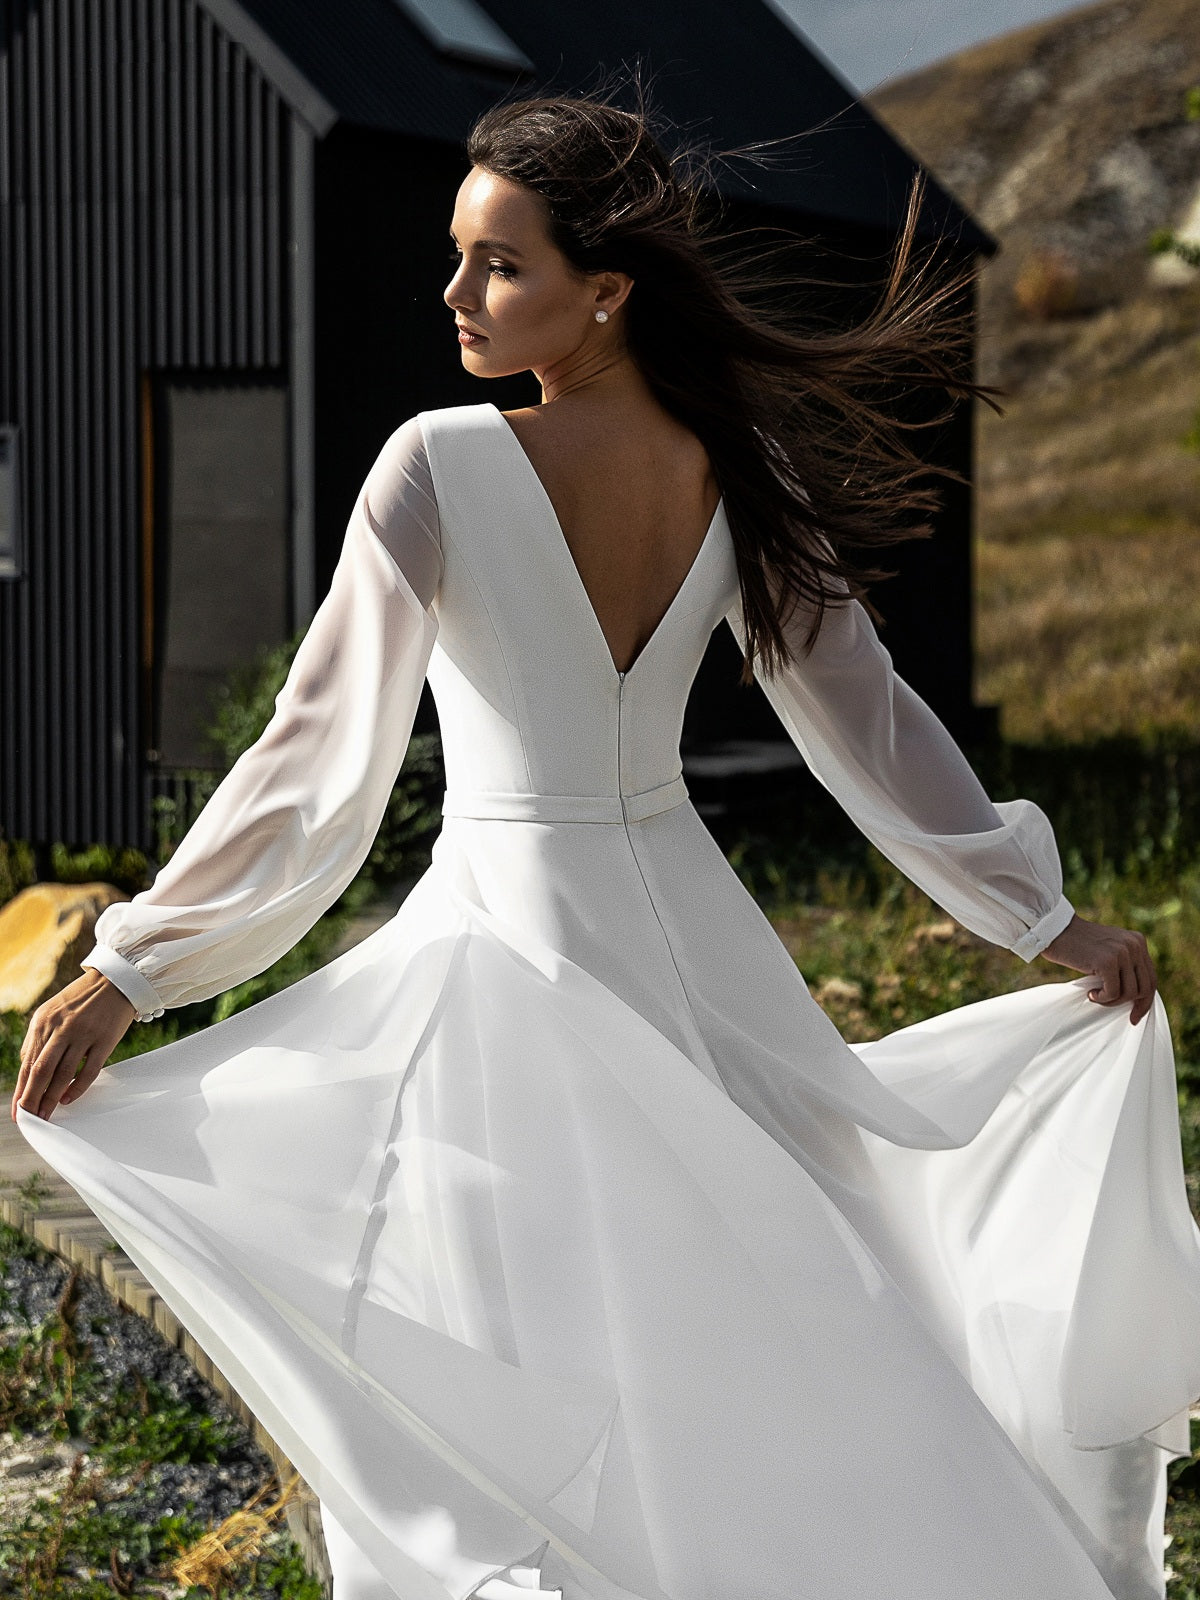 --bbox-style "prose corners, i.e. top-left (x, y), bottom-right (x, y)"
top-left (152, 381), bottom-right (289, 768)
top-left (390, 0), bottom-right (533, 71)
top-left (0, 427), bottom-right (20, 579)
